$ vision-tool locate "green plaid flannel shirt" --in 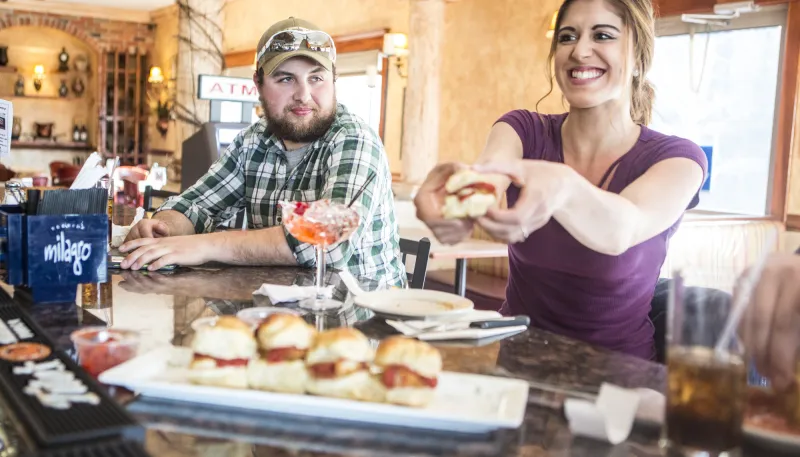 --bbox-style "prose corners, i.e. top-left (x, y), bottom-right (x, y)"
top-left (158, 104), bottom-right (406, 288)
